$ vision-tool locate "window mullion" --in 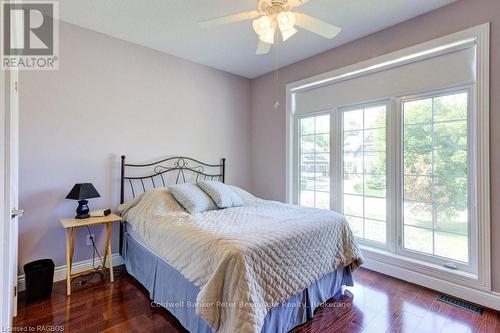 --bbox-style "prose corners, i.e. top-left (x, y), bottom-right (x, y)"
top-left (388, 98), bottom-right (399, 254)
top-left (431, 97), bottom-right (436, 256)
top-left (295, 117), bottom-right (300, 205)
top-left (362, 108), bottom-right (366, 239)
top-left (313, 119), bottom-right (317, 207)
top-left (396, 97), bottom-right (404, 254)
top-left (331, 110), bottom-right (342, 212)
